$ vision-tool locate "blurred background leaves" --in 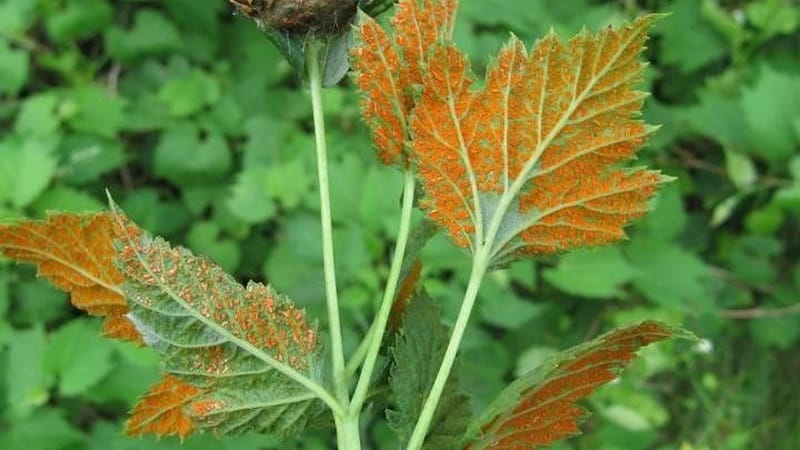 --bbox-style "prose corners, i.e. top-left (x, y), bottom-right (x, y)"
top-left (0, 0), bottom-right (798, 449)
